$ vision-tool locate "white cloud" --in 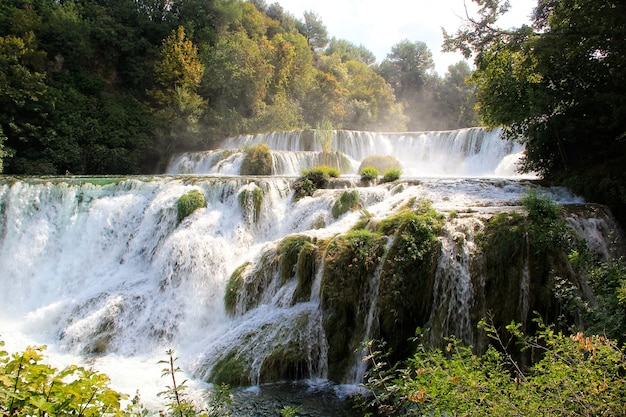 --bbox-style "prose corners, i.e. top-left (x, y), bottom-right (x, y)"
top-left (275, 0), bottom-right (536, 74)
